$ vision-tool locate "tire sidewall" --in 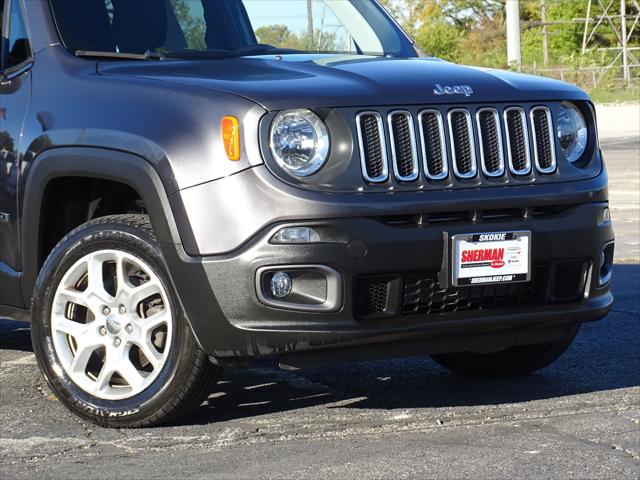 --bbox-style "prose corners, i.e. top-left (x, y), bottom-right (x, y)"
top-left (31, 220), bottom-right (194, 426)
